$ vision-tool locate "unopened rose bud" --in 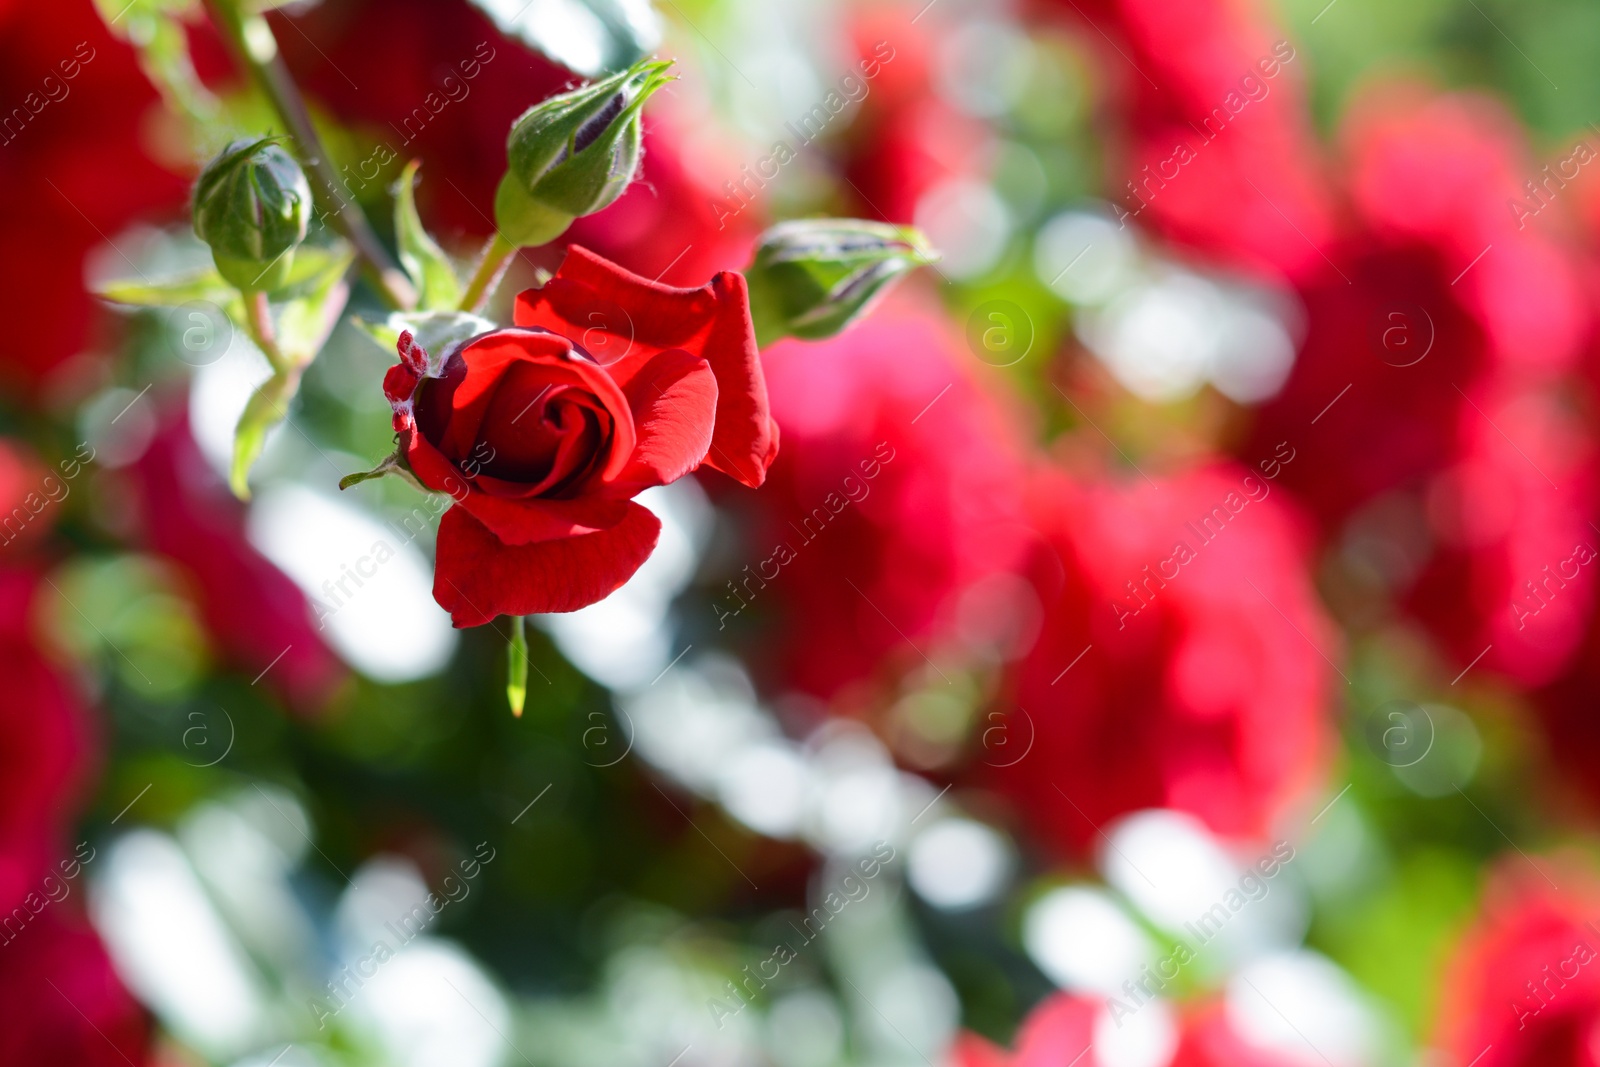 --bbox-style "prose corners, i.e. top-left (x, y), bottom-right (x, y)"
top-left (193, 137), bottom-right (311, 293)
top-left (745, 219), bottom-right (938, 345)
top-left (493, 58), bottom-right (674, 247)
